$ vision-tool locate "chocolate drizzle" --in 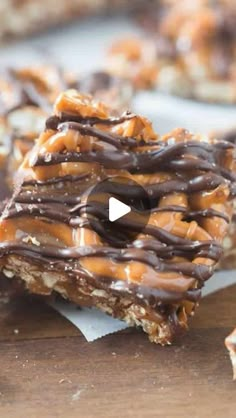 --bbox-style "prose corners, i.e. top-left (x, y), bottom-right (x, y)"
top-left (0, 104), bottom-right (235, 307)
top-left (33, 137), bottom-right (236, 194)
top-left (58, 121), bottom-right (138, 149)
top-left (47, 111), bottom-right (136, 129)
